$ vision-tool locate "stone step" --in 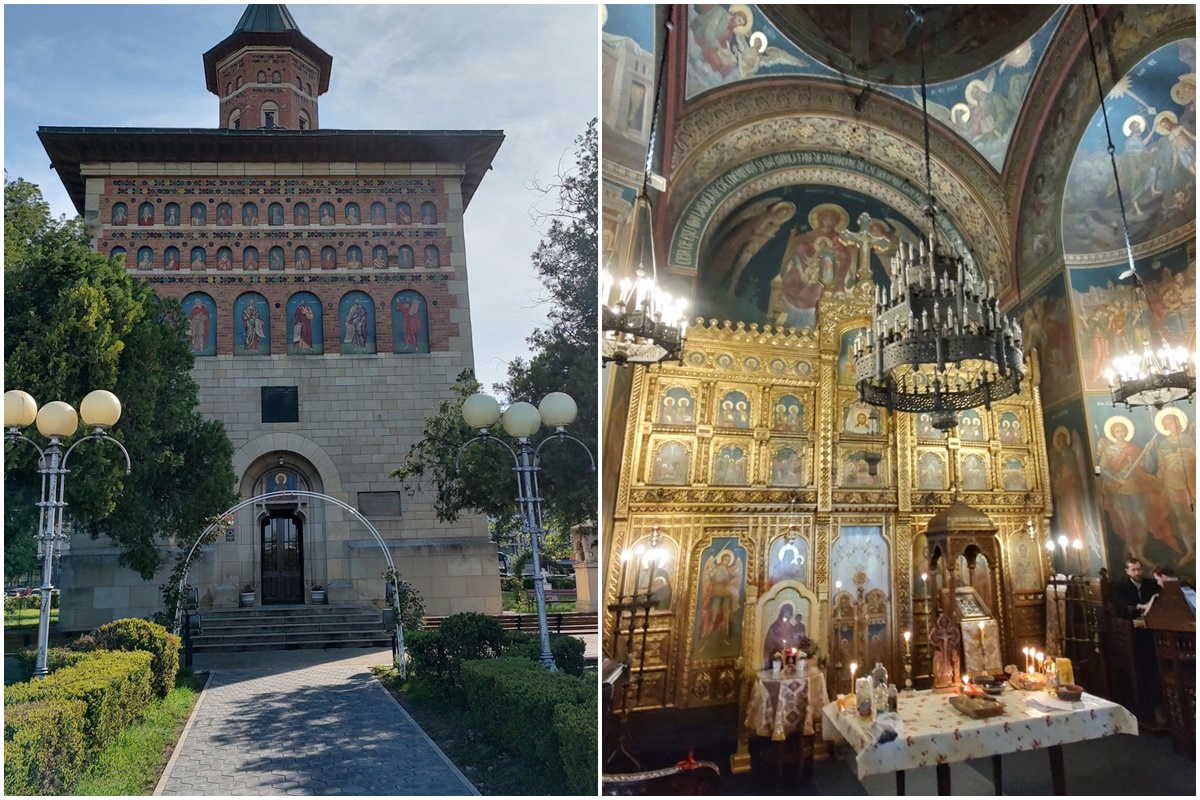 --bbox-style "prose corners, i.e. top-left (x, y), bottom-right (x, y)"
top-left (188, 603), bottom-right (391, 652)
top-left (191, 636), bottom-right (392, 653)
